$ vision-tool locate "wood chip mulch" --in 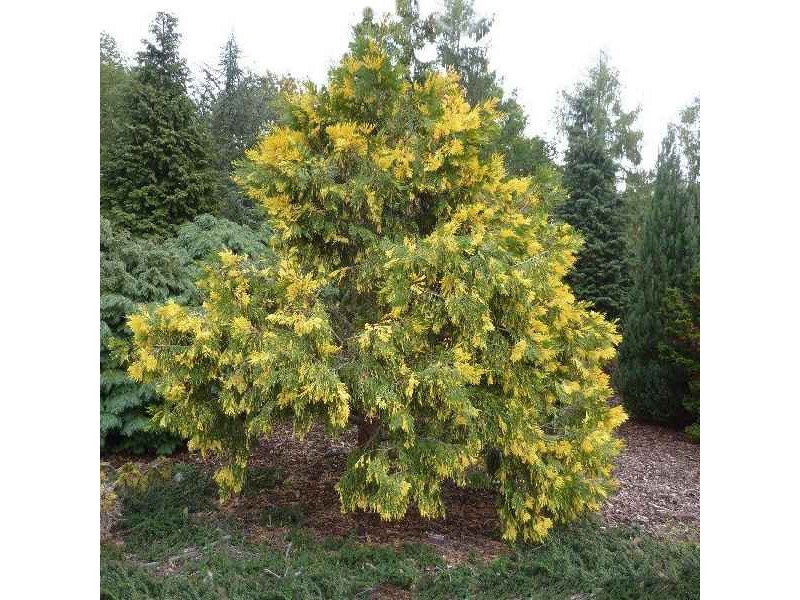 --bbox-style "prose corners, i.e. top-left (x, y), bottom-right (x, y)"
top-left (226, 420), bottom-right (698, 561)
top-left (601, 421), bottom-right (699, 541)
top-left (223, 423), bottom-right (509, 564)
top-left (106, 420), bottom-right (699, 562)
